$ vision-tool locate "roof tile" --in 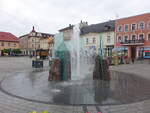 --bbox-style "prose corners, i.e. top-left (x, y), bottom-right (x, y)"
top-left (0, 32), bottom-right (19, 42)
